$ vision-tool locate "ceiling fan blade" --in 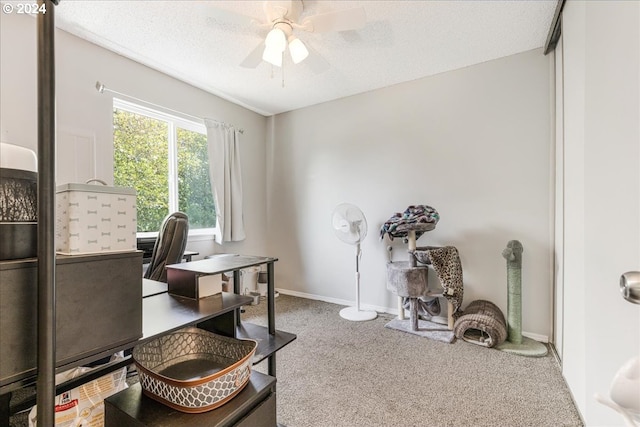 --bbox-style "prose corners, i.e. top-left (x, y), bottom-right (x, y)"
top-left (264, 2), bottom-right (291, 23)
top-left (240, 41), bottom-right (266, 68)
top-left (197, 3), bottom-right (262, 28)
top-left (300, 7), bottom-right (366, 33)
top-left (304, 45), bottom-right (330, 74)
